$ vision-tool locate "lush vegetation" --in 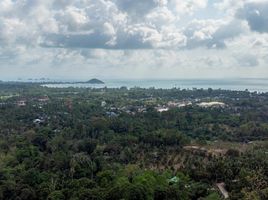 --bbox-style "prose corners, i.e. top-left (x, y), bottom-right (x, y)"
top-left (0, 83), bottom-right (267, 199)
